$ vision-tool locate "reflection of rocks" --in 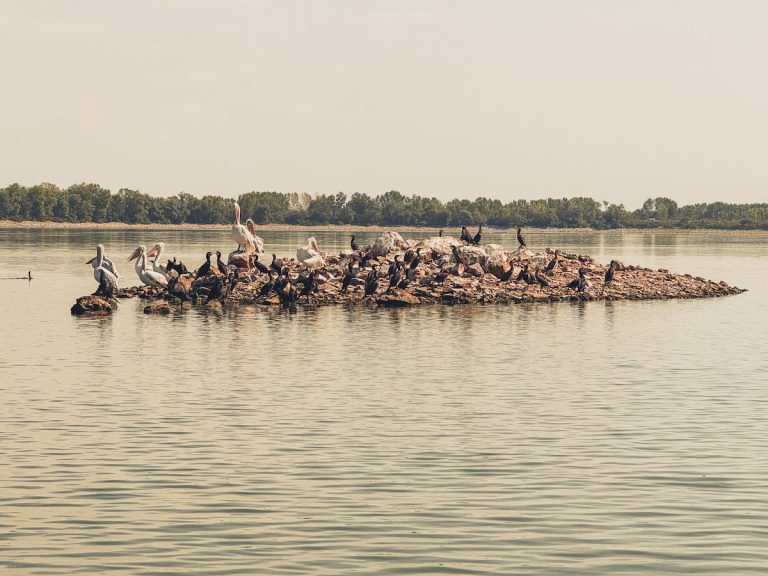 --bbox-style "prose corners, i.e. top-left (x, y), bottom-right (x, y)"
top-left (71, 295), bottom-right (117, 316)
top-left (98, 232), bottom-right (747, 313)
